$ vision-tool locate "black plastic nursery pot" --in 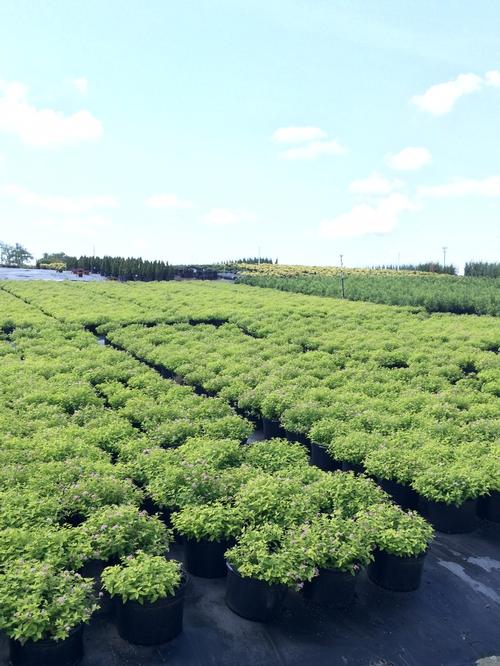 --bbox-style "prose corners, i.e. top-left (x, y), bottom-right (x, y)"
top-left (426, 499), bottom-right (477, 534)
top-left (140, 497), bottom-right (173, 527)
top-left (367, 548), bottom-right (427, 592)
top-left (116, 578), bottom-right (187, 646)
top-left (310, 442), bottom-right (342, 472)
top-left (284, 430), bottom-right (311, 452)
top-left (9, 625), bottom-right (83, 666)
top-left (341, 461), bottom-right (364, 474)
top-left (225, 563), bottom-right (287, 622)
top-left (184, 537), bottom-right (232, 578)
top-left (477, 491), bottom-right (500, 523)
top-left (376, 477), bottom-right (419, 510)
top-left (80, 558), bottom-right (117, 615)
top-left (262, 417), bottom-right (283, 439)
top-left (303, 567), bottom-right (359, 608)
top-left (62, 512), bottom-right (86, 527)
